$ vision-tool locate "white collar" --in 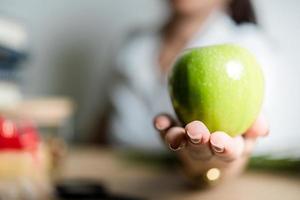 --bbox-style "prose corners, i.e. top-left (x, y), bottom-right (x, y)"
top-left (185, 10), bottom-right (238, 49)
